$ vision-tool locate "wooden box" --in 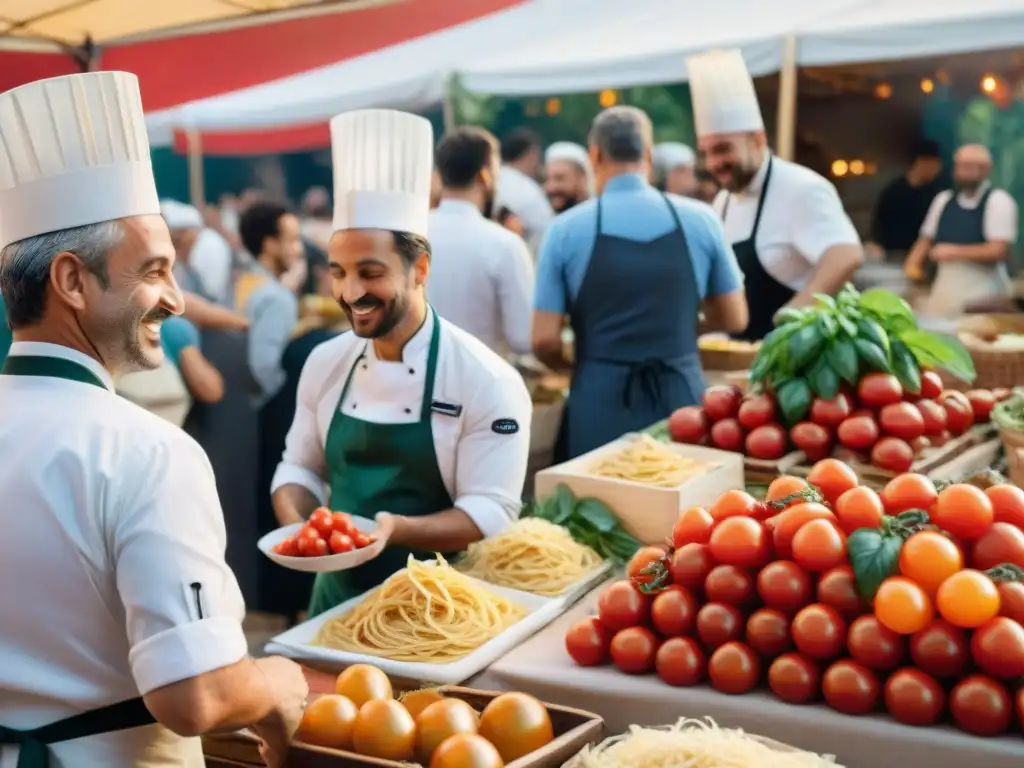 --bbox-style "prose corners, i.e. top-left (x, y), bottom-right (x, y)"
top-left (534, 437), bottom-right (744, 544)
